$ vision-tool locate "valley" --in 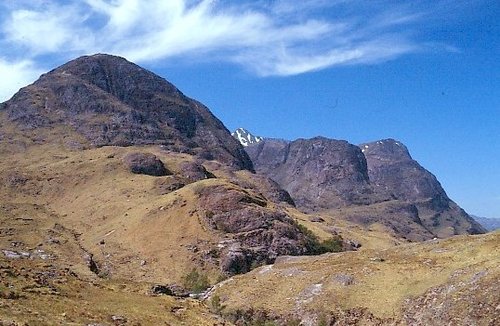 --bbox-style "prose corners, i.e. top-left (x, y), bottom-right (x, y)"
top-left (0, 54), bottom-right (497, 326)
